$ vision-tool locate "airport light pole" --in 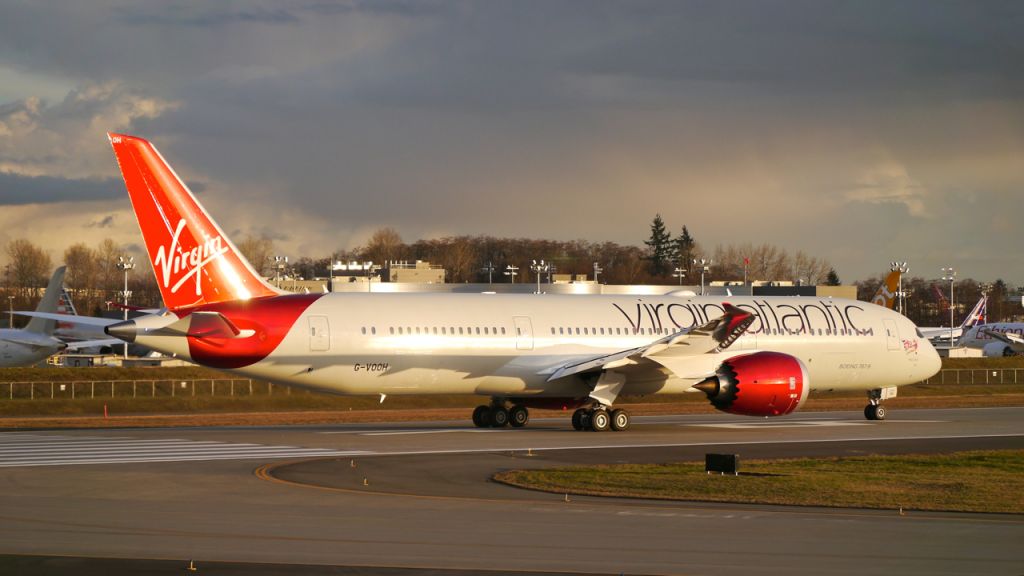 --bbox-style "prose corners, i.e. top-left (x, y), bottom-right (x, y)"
top-left (592, 262), bottom-right (603, 284)
top-left (7, 295), bottom-right (13, 329)
top-left (530, 260), bottom-right (549, 294)
top-left (891, 261), bottom-right (909, 315)
top-left (672, 267), bottom-right (686, 285)
top-left (693, 258), bottom-right (711, 295)
top-left (942, 267), bottom-right (956, 344)
top-left (117, 255), bottom-right (135, 359)
top-left (504, 264), bottom-right (518, 284)
top-left (481, 261), bottom-right (495, 284)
